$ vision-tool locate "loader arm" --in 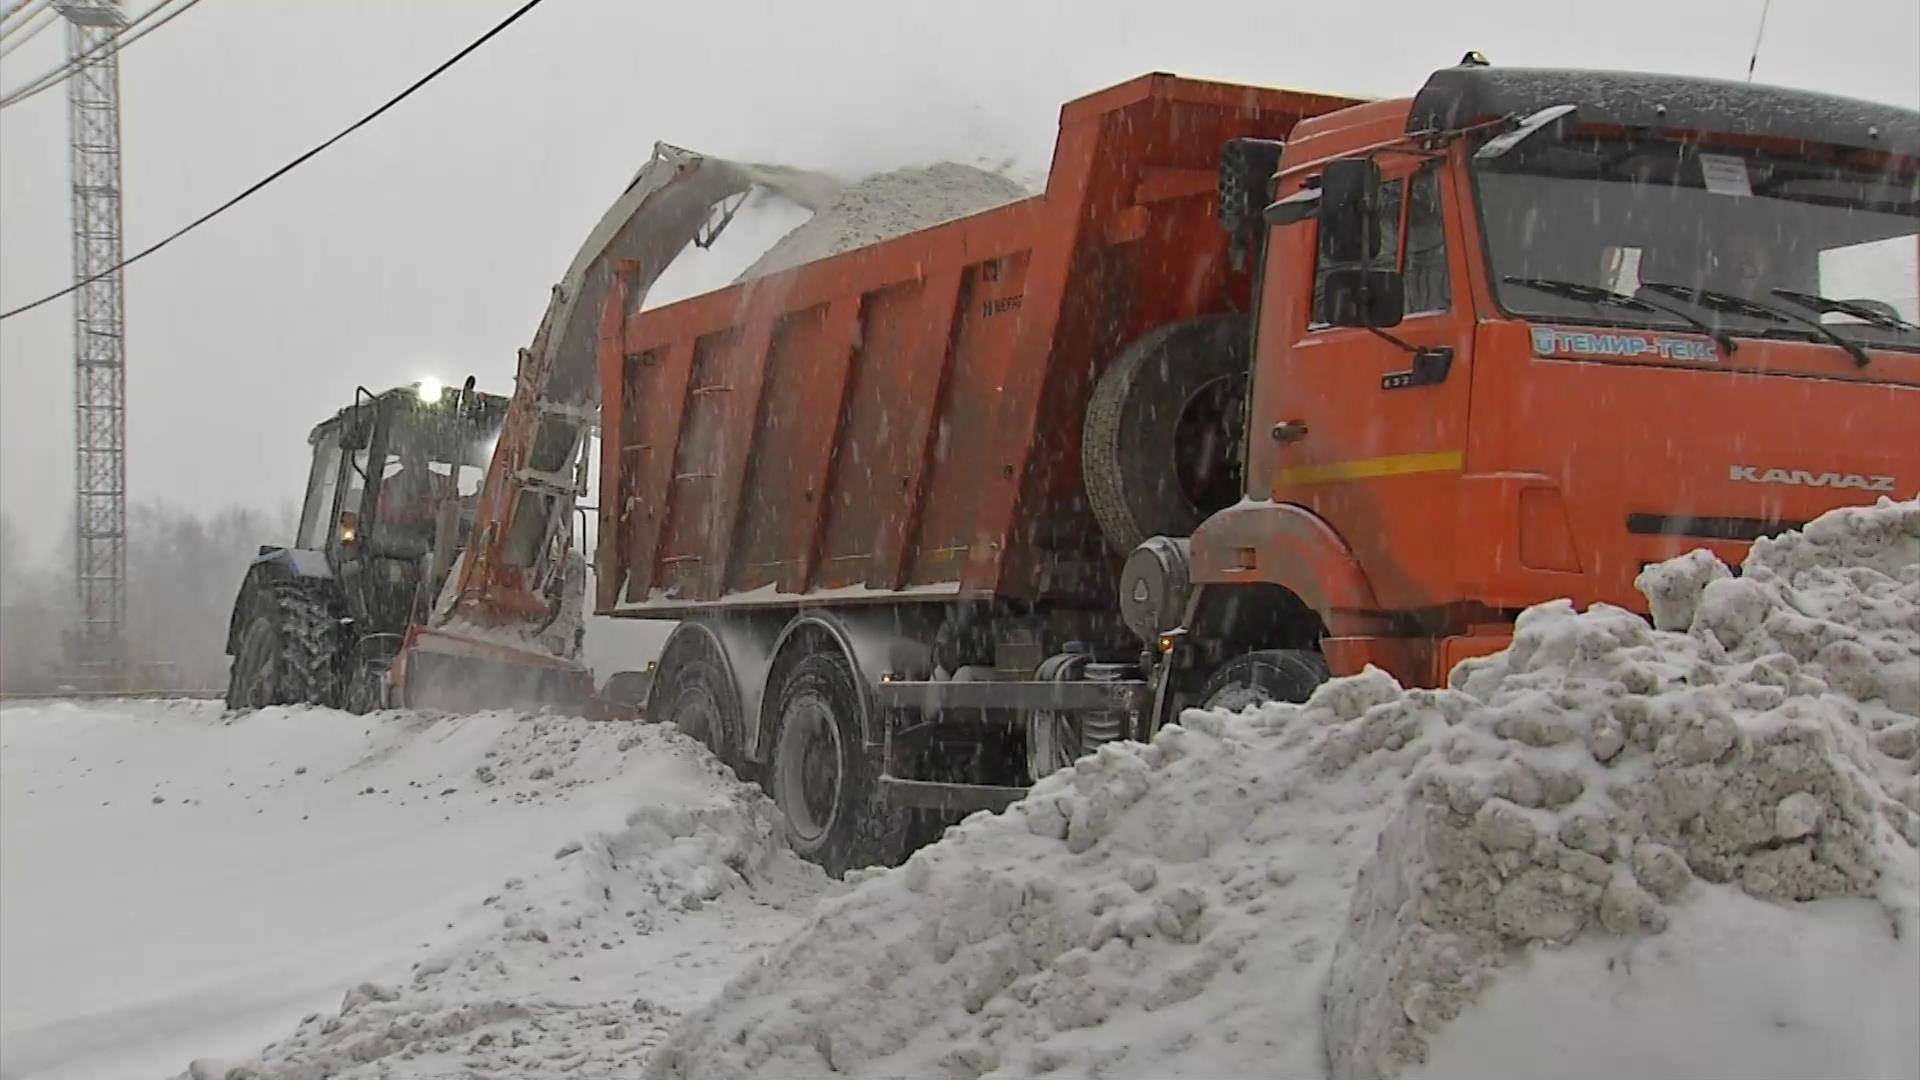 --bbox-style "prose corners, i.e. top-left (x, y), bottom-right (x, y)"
top-left (396, 144), bottom-right (837, 706)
